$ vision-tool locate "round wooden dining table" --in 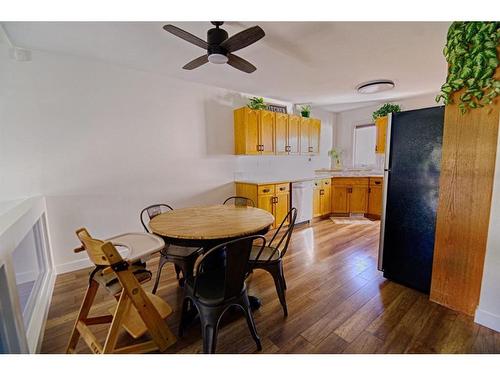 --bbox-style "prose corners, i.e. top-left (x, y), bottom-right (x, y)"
top-left (148, 204), bottom-right (275, 249)
top-left (148, 204), bottom-right (275, 309)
